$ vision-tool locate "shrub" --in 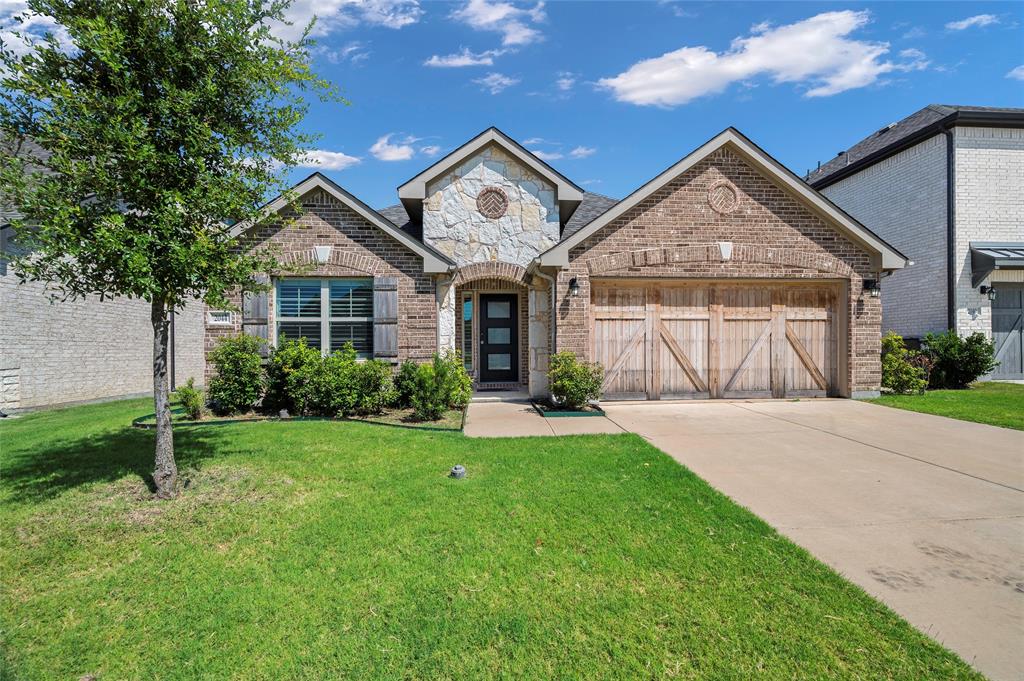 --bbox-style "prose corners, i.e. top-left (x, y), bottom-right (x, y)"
top-left (923, 330), bottom-right (998, 389)
top-left (880, 332), bottom-right (928, 395)
top-left (207, 334), bottom-right (265, 415)
top-left (349, 360), bottom-right (397, 416)
top-left (411, 351), bottom-right (472, 421)
top-left (548, 352), bottom-right (603, 410)
top-left (175, 377), bottom-right (205, 420)
top-left (265, 338), bottom-right (321, 413)
top-left (394, 359), bottom-right (419, 408)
